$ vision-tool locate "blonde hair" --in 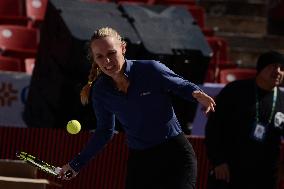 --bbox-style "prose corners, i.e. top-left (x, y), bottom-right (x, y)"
top-left (80, 27), bottom-right (126, 105)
